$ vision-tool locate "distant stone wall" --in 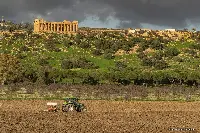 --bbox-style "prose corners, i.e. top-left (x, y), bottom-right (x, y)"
top-left (34, 18), bottom-right (78, 34)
